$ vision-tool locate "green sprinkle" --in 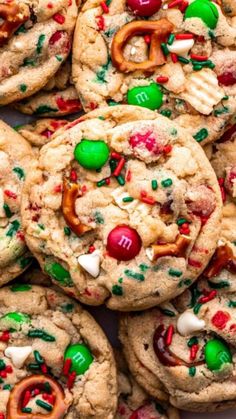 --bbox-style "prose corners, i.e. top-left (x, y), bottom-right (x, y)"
top-left (161, 43), bottom-right (169, 56)
top-left (168, 268), bottom-right (182, 277)
top-left (122, 196), bottom-right (134, 202)
top-left (36, 34), bottom-right (46, 54)
top-left (94, 211), bottom-right (104, 224)
top-left (167, 33), bottom-right (175, 45)
top-left (108, 100), bottom-right (119, 106)
top-left (228, 300), bottom-right (236, 308)
top-left (139, 263), bottom-right (149, 272)
top-left (184, 279), bottom-right (192, 286)
top-left (151, 180), bottom-right (158, 190)
top-left (109, 159), bottom-right (117, 172)
top-left (193, 128), bottom-right (209, 143)
top-left (0, 378), bottom-right (3, 384)
top-left (3, 203), bottom-right (12, 218)
top-left (13, 167), bottom-right (25, 180)
top-left (155, 403), bottom-right (165, 415)
top-left (3, 384), bottom-right (12, 390)
top-left (28, 329), bottom-right (55, 342)
top-left (193, 303), bottom-right (202, 314)
top-left (118, 277), bottom-right (123, 283)
top-left (55, 55), bottom-right (63, 62)
top-left (44, 381), bottom-right (52, 393)
top-left (189, 366), bottom-right (196, 377)
top-left (18, 256), bottom-right (33, 269)
top-left (124, 269), bottom-right (145, 281)
top-left (207, 280), bottom-right (229, 289)
top-left (97, 179), bottom-right (106, 187)
top-left (104, 28), bottom-right (116, 37)
top-left (187, 336), bottom-right (198, 347)
top-left (61, 303), bottom-right (74, 313)
top-left (189, 286), bottom-right (201, 308)
top-left (64, 227), bottom-right (71, 236)
top-left (178, 56), bottom-right (190, 64)
top-left (160, 308), bottom-right (176, 317)
top-left (193, 64), bottom-right (203, 71)
top-left (0, 360), bottom-right (6, 370)
top-left (23, 58), bottom-right (36, 67)
top-left (35, 105), bottom-right (58, 114)
top-left (45, 262), bottom-right (73, 287)
top-left (117, 175), bottom-right (125, 185)
top-left (10, 284), bottom-right (32, 292)
top-left (19, 84), bottom-right (27, 93)
top-left (34, 350), bottom-right (44, 365)
top-left (22, 408), bottom-right (32, 413)
top-left (28, 363), bottom-right (40, 370)
top-left (6, 220), bottom-right (20, 237)
top-left (98, 116), bottom-right (105, 120)
top-left (177, 218), bottom-right (187, 226)
top-left (160, 109), bottom-right (172, 118)
top-left (161, 178), bottom-right (172, 188)
top-left (223, 96), bottom-right (229, 100)
top-left (36, 400), bottom-right (53, 412)
top-left (112, 284), bottom-right (123, 295)
top-left (38, 223), bottom-right (45, 230)
top-left (15, 25), bottom-right (27, 34)
top-left (214, 107), bottom-right (229, 116)
top-left (95, 60), bottom-right (110, 84)
top-left (191, 60), bottom-right (215, 69)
